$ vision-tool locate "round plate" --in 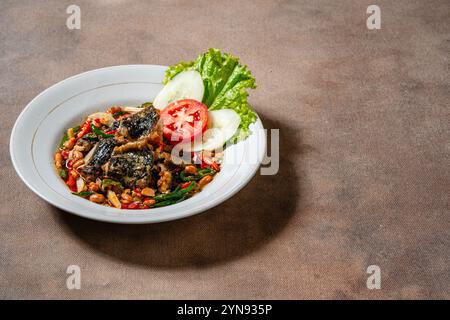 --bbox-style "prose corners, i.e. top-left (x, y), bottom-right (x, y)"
top-left (10, 65), bottom-right (265, 224)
